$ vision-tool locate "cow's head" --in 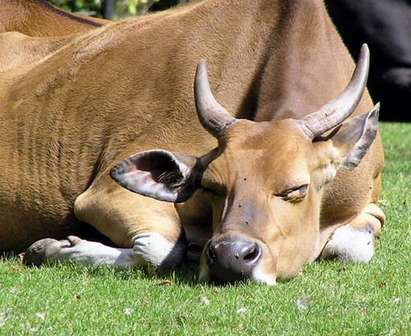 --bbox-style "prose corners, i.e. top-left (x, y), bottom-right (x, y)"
top-left (111, 44), bottom-right (379, 284)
